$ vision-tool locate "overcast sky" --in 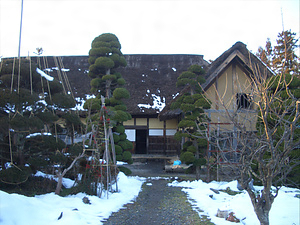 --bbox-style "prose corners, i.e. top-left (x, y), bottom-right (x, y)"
top-left (0, 0), bottom-right (299, 61)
